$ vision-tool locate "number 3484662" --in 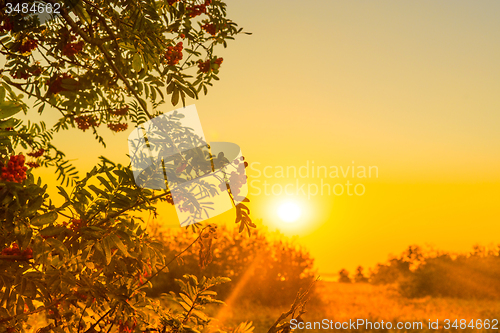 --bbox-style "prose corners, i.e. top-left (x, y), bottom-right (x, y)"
top-left (5, 1), bottom-right (61, 15)
top-left (443, 319), bottom-right (498, 330)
